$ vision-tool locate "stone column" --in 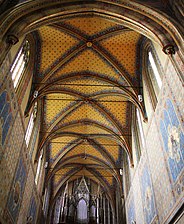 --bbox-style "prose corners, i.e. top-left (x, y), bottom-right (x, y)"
top-left (103, 197), bottom-right (106, 224)
top-left (97, 197), bottom-right (100, 224)
top-left (113, 215), bottom-right (116, 224)
top-left (116, 190), bottom-right (119, 224)
top-left (64, 195), bottom-right (68, 222)
top-left (59, 193), bottom-right (65, 223)
top-left (100, 195), bottom-right (103, 224)
top-left (108, 201), bottom-right (110, 224)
